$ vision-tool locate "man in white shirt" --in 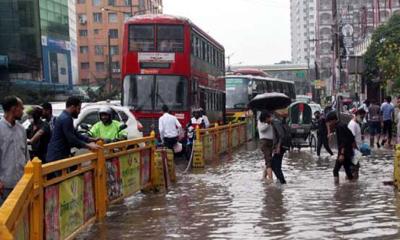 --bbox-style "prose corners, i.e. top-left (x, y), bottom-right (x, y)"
top-left (347, 109), bottom-right (366, 180)
top-left (199, 108), bottom-right (210, 128)
top-left (158, 105), bottom-right (182, 149)
top-left (348, 109), bottom-right (366, 148)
